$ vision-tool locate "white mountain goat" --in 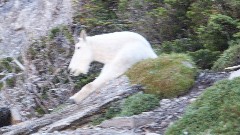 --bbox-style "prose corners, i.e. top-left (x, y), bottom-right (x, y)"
top-left (68, 30), bottom-right (157, 103)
